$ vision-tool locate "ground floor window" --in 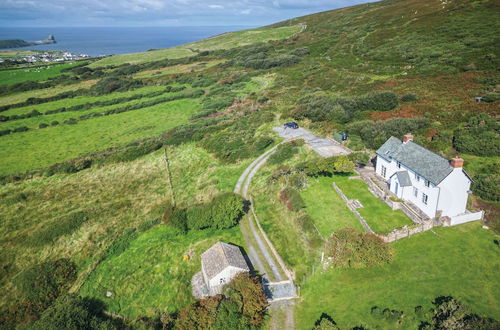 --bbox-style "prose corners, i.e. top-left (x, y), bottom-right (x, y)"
top-left (422, 193), bottom-right (428, 205)
top-left (381, 165), bottom-right (387, 178)
top-left (413, 187), bottom-right (418, 197)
